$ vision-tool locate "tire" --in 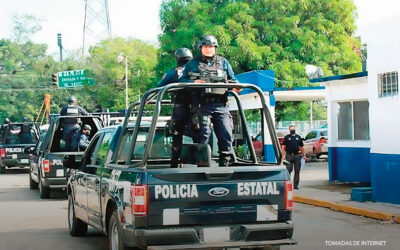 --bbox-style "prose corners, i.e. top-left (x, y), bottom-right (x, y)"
top-left (39, 174), bottom-right (51, 199)
top-left (29, 171), bottom-right (38, 190)
top-left (0, 166), bottom-right (5, 174)
top-left (68, 194), bottom-right (88, 236)
top-left (108, 210), bottom-right (128, 250)
top-left (312, 148), bottom-right (317, 161)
